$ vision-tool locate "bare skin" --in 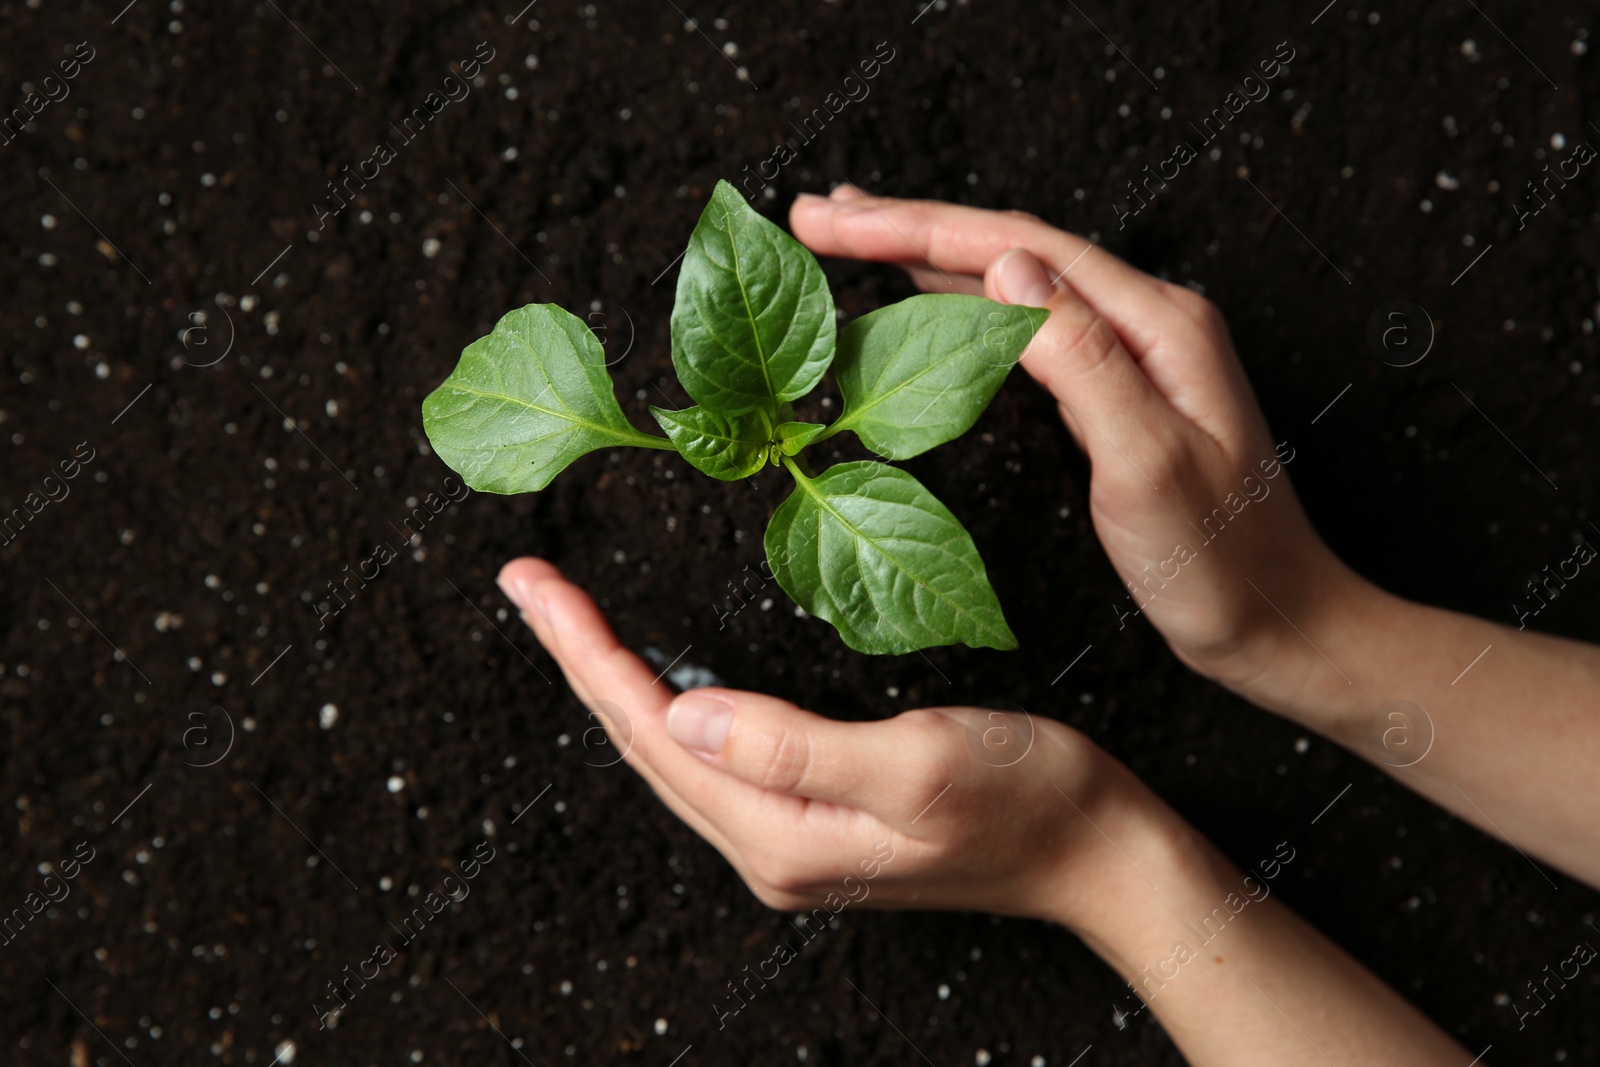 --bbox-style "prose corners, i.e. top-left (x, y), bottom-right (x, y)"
top-left (787, 185), bottom-right (1600, 892)
top-left (487, 185), bottom-right (1600, 1064)
top-left (498, 556), bottom-right (1470, 1066)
